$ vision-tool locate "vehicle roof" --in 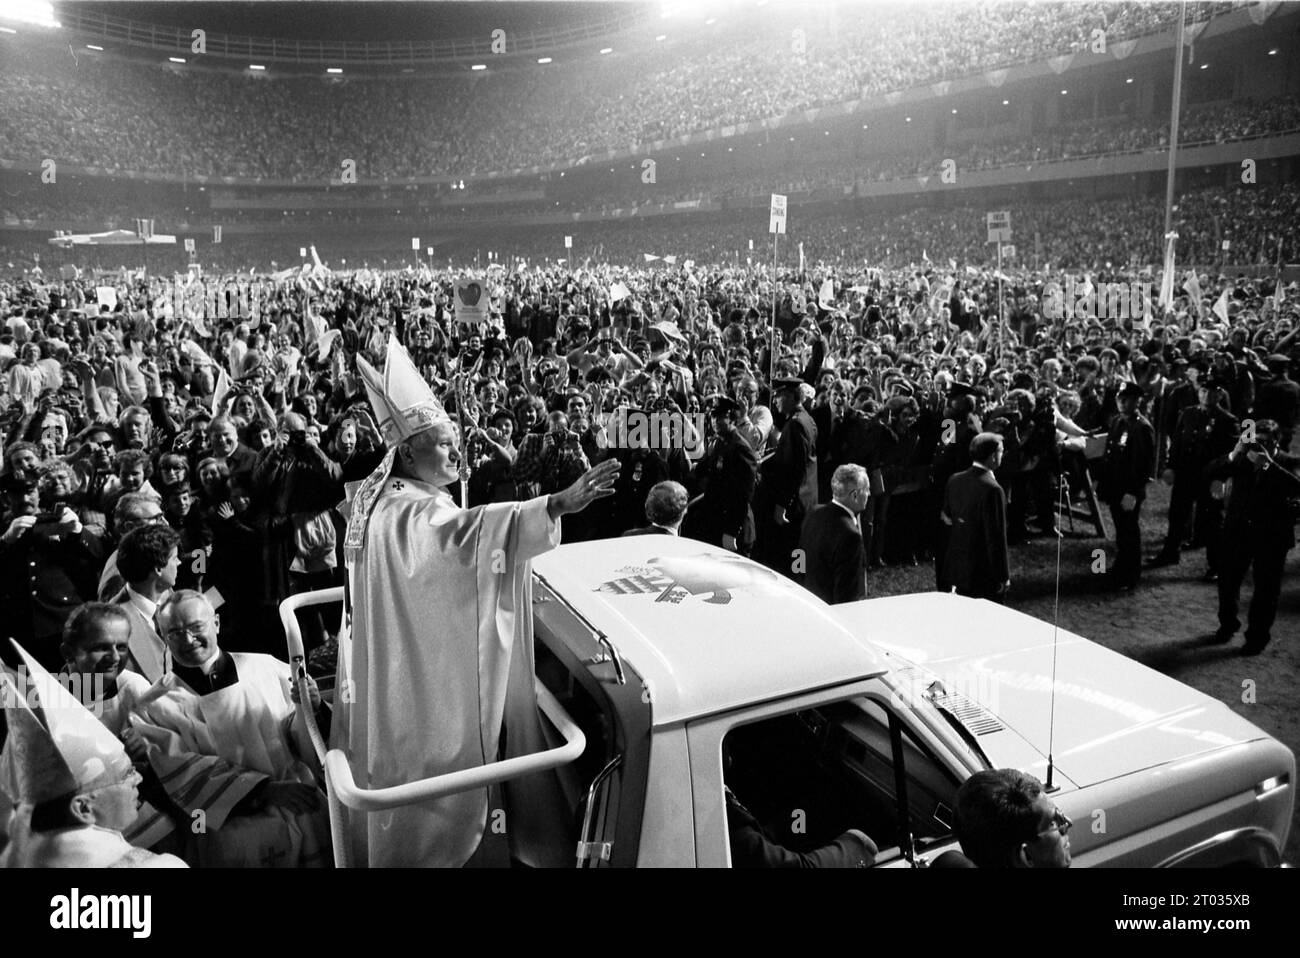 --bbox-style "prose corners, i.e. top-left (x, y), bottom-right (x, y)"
top-left (831, 593), bottom-right (1278, 786)
top-left (533, 537), bottom-right (886, 726)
